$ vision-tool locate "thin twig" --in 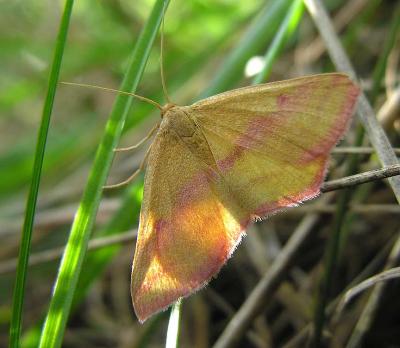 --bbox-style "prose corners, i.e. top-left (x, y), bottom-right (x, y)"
top-left (303, 0), bottom-right (400, 202)
top-left (321, 164), bottom-right (400, 193)
top-left (288, 204), bottom-right (400, 215)
top-left (333, 147), bottom-right (400, 155)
